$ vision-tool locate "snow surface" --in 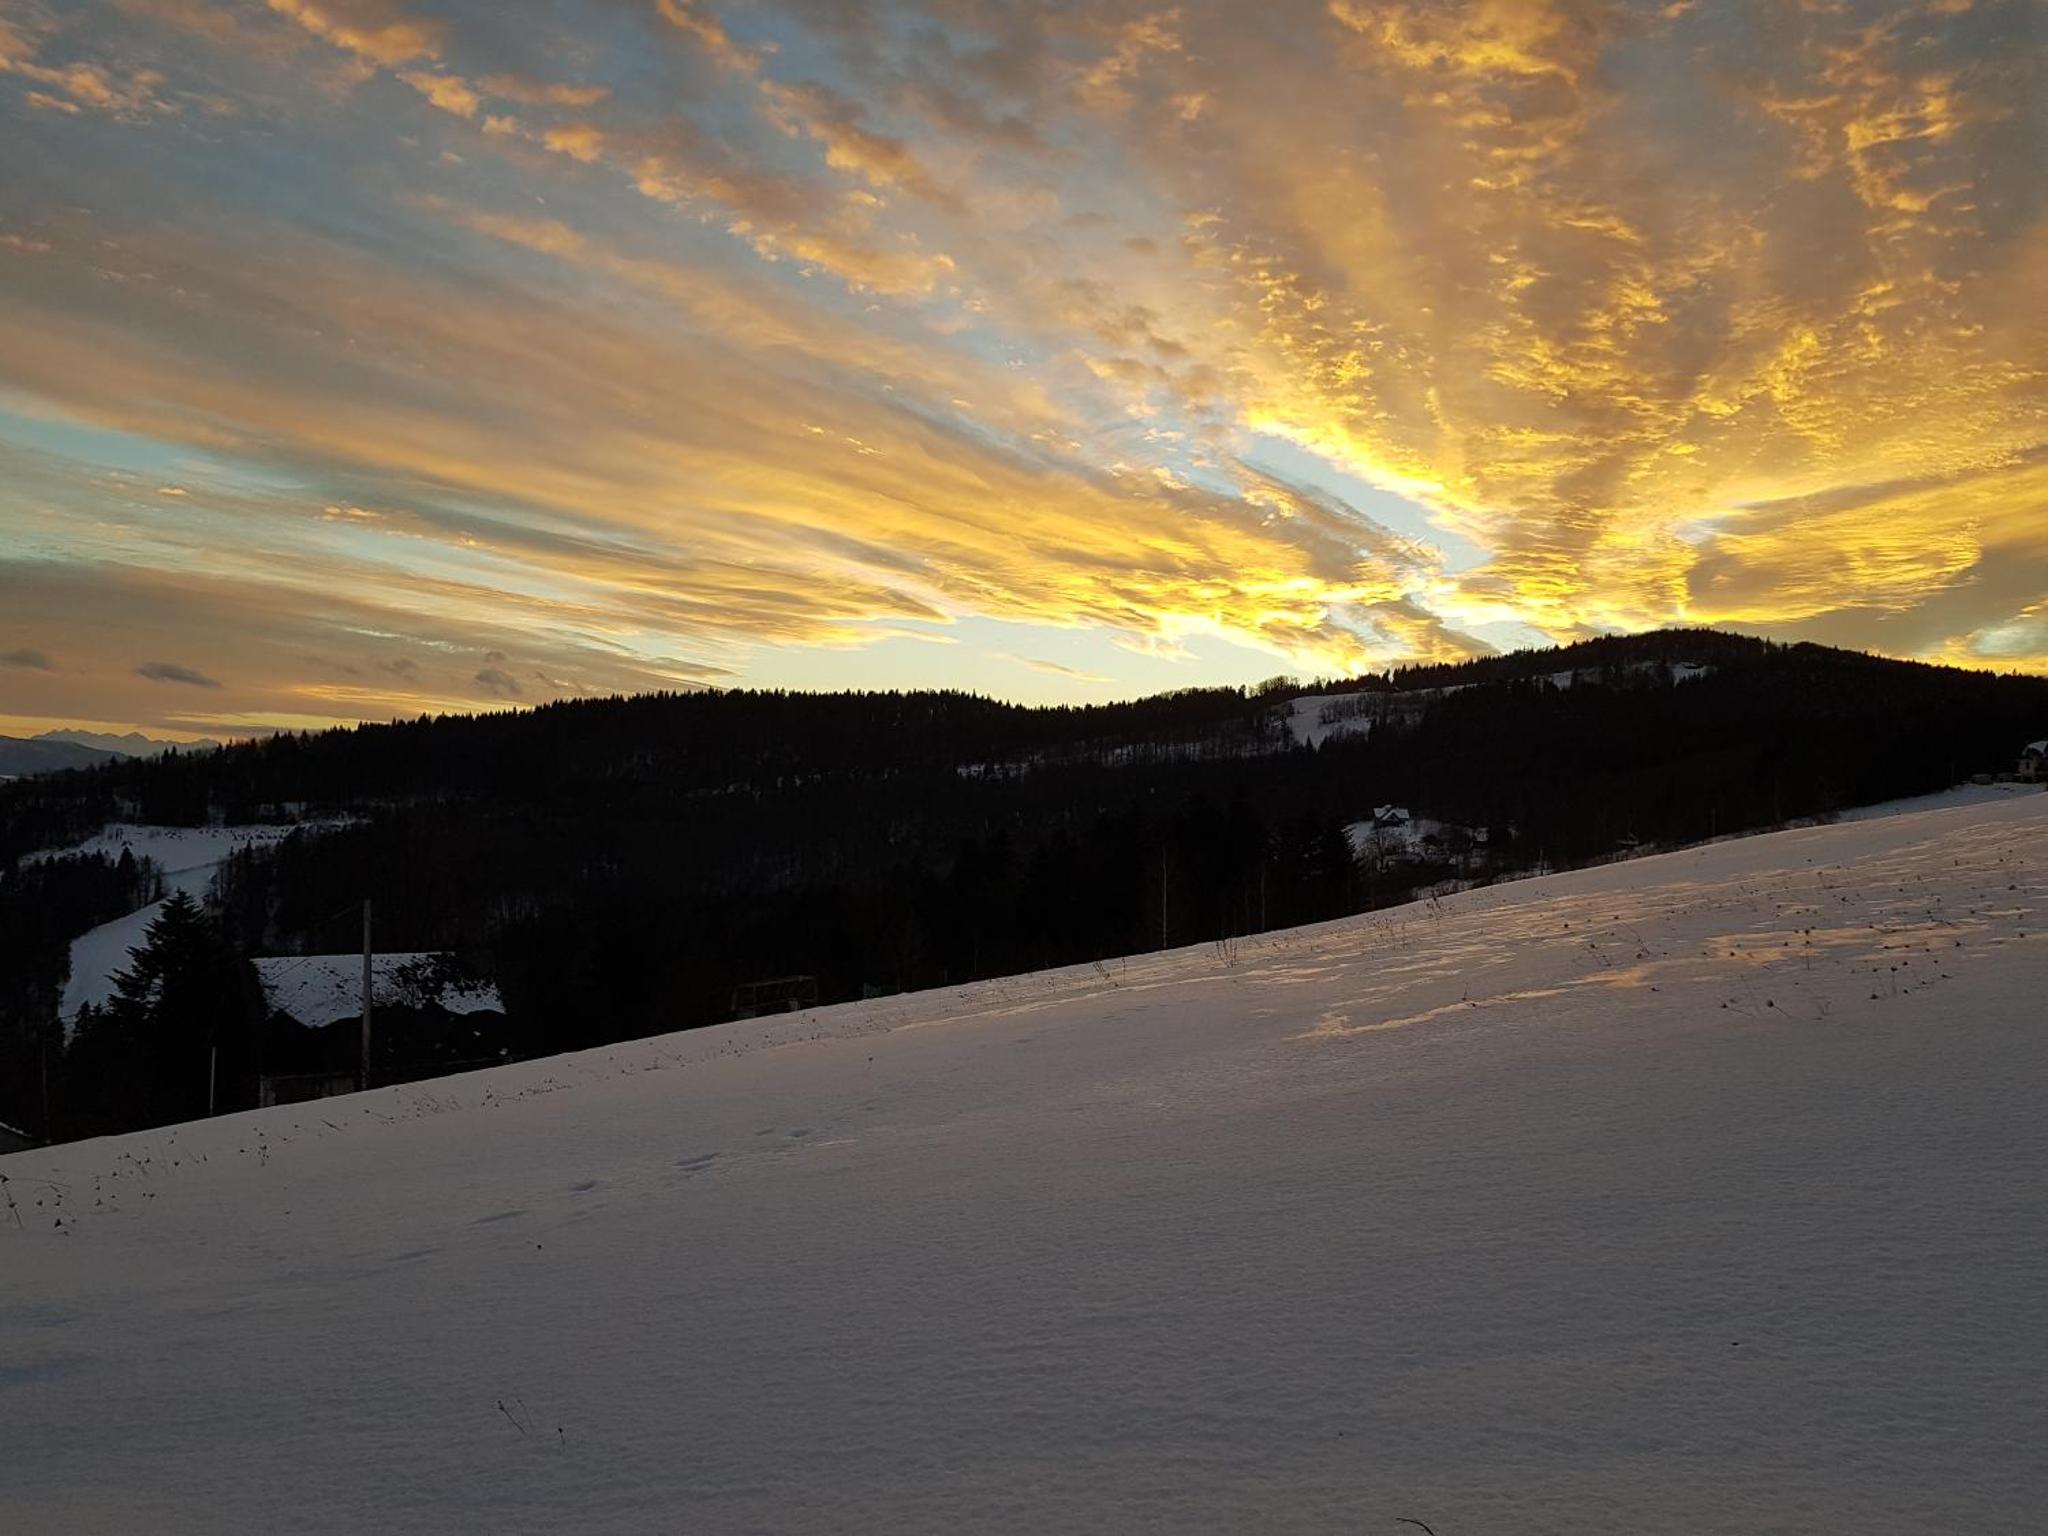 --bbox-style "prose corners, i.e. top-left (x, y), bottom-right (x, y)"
top-left (251, 953), bottom-right (503, 1026)
top-left (1537, 660), bottom-right (1715, 691)
top-left (1284, 661), bottom-right (1713, 747)
top-left (1284, 689), bottom-right (1382, 747)
top-left (23, 823), bottom-right (341, 1019)
top-left (1831, 778), bottom-right (2042, 821)
top-left (4, 797), bottom-right (2046, 1534)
